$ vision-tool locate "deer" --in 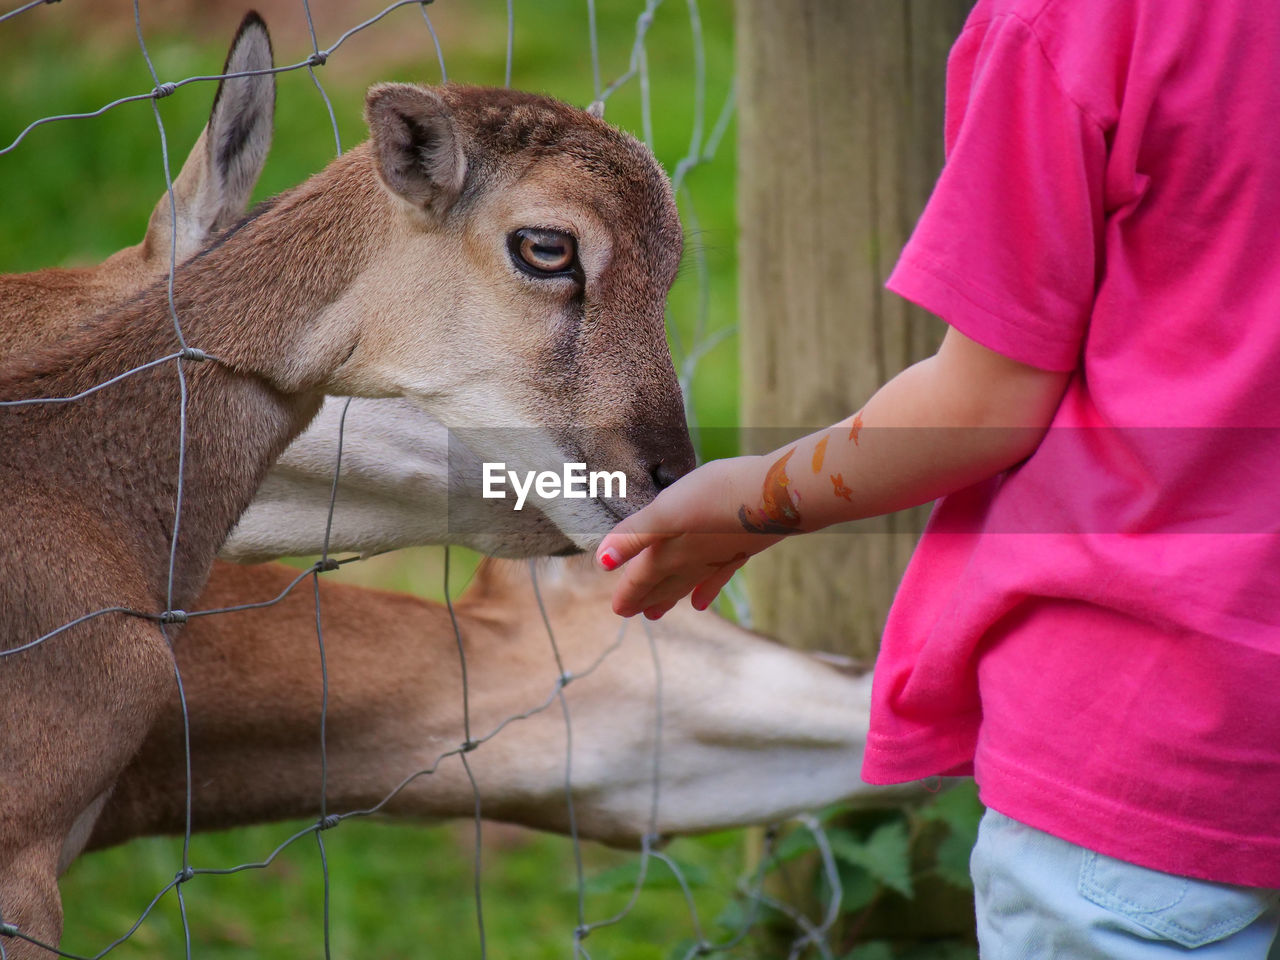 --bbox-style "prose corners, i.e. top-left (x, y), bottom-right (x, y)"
top-left (0, 65), bottom-right (699, 956)
top-left (0, 19), bottom-right (888, 954)
top-left (220, 393), bottom-right (582, 561)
